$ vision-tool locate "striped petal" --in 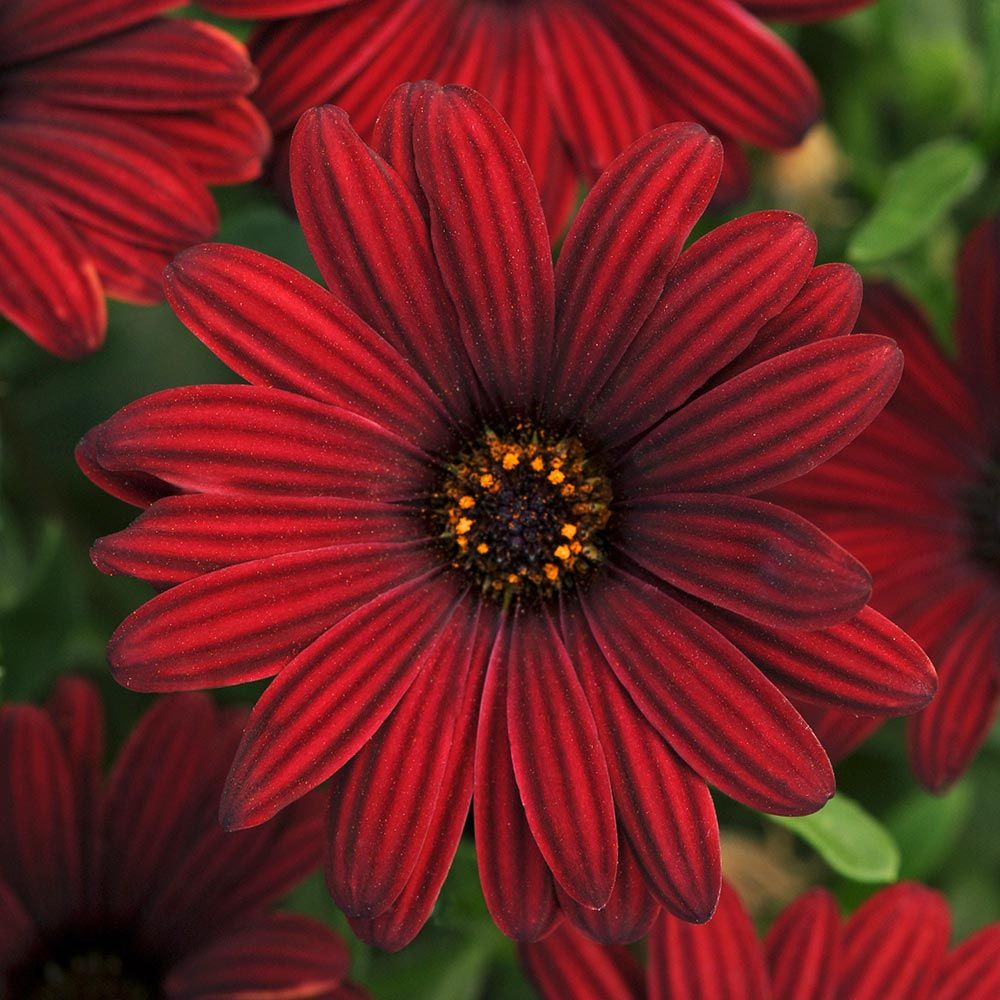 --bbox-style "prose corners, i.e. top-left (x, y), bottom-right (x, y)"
top-left (936, 925), bottom-right (1000, 1000)
top-left (581, 571), bottom-right (834, 816)
top-left (765, 889), bottom-right (842, 1000)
